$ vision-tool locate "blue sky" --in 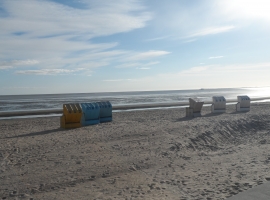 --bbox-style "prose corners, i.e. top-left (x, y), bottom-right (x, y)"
top-left (0, 0), bottom-right (270, 95)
